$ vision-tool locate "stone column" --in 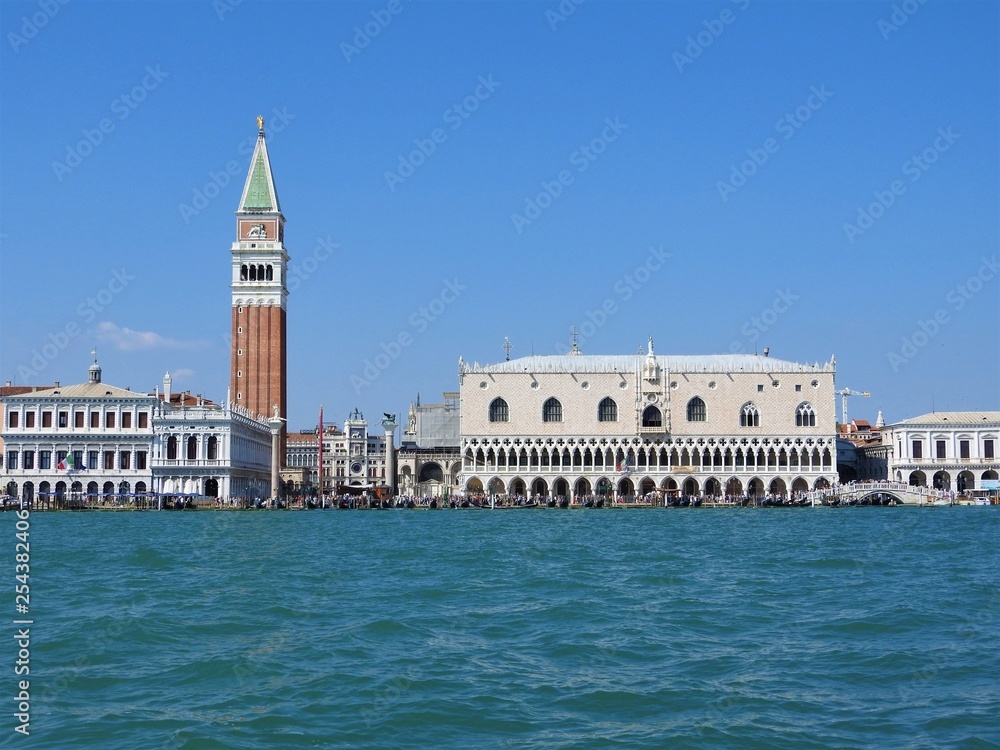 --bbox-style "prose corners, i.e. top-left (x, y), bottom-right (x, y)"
top-left (382, 417), bottom-right (398, 498)
top-left (268, 411), bottom-right (284, 503)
